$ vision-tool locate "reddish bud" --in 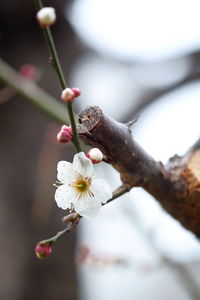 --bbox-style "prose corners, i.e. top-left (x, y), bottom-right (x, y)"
top-left (61, 87), bottom-right (81, 103)
top-left (57, 125), bottom-right (72, 143)
top-left (71, 87), bottom-right (81, 97)
top-left (20, 64), bottom-right (37, 80)
top-left (35, 242), bottom-right (52, 259)
top-left (86, 148), bottom-right (103, 164)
